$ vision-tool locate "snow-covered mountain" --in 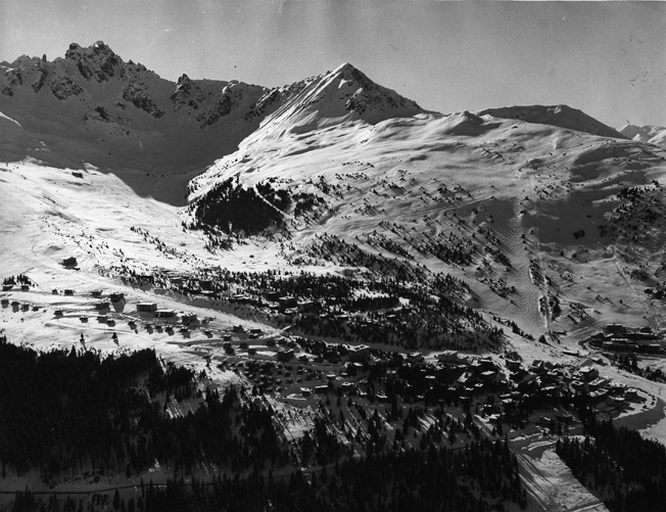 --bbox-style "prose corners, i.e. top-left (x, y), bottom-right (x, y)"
top-left (0, 43), bottom-right (425, 204)
top-left (2, 41), bottom-right (666, 339)
top-left (619, 123), bottom-right (666, 147)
